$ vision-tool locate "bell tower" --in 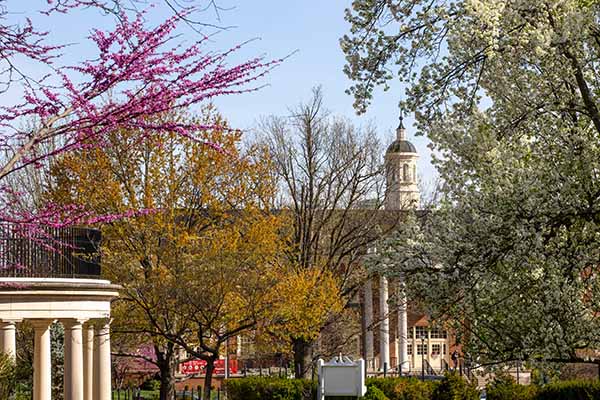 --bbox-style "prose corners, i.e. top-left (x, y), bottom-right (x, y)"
top-left (384, 113), bottom-right (420, 210)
